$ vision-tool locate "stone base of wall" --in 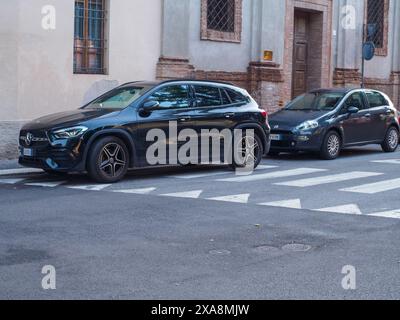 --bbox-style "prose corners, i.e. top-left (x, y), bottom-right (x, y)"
top-left (156, 57), bottom-right (287, 113)
top-left (0, 121), bottom-right (24, 160)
